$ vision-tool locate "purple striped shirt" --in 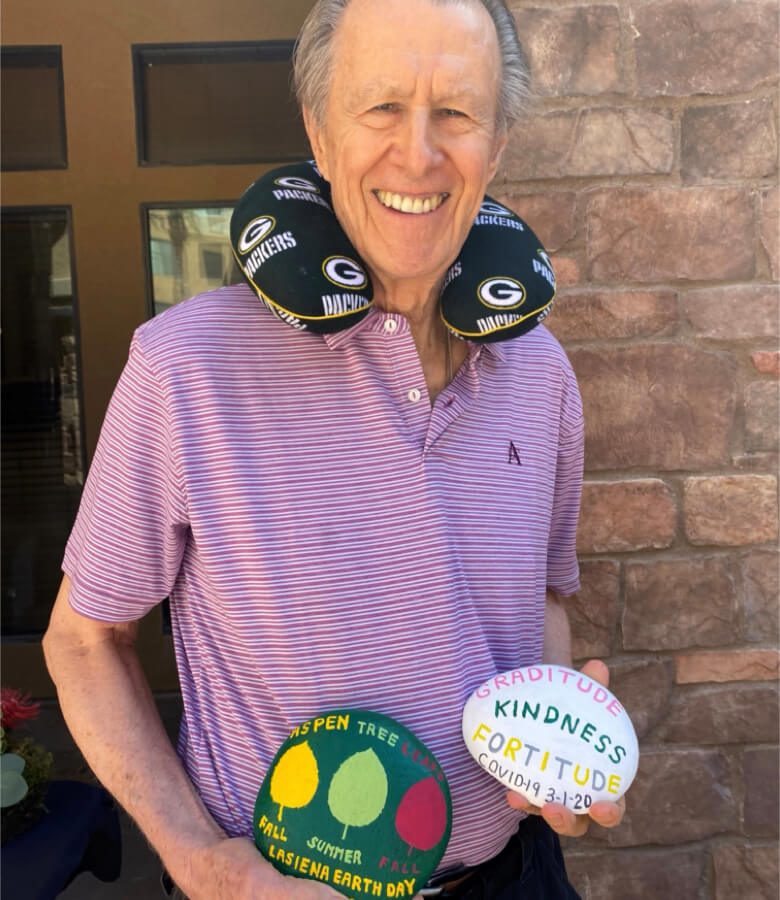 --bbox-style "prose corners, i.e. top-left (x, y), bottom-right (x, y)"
top-left (64, 284), bottom-right (583, 869)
